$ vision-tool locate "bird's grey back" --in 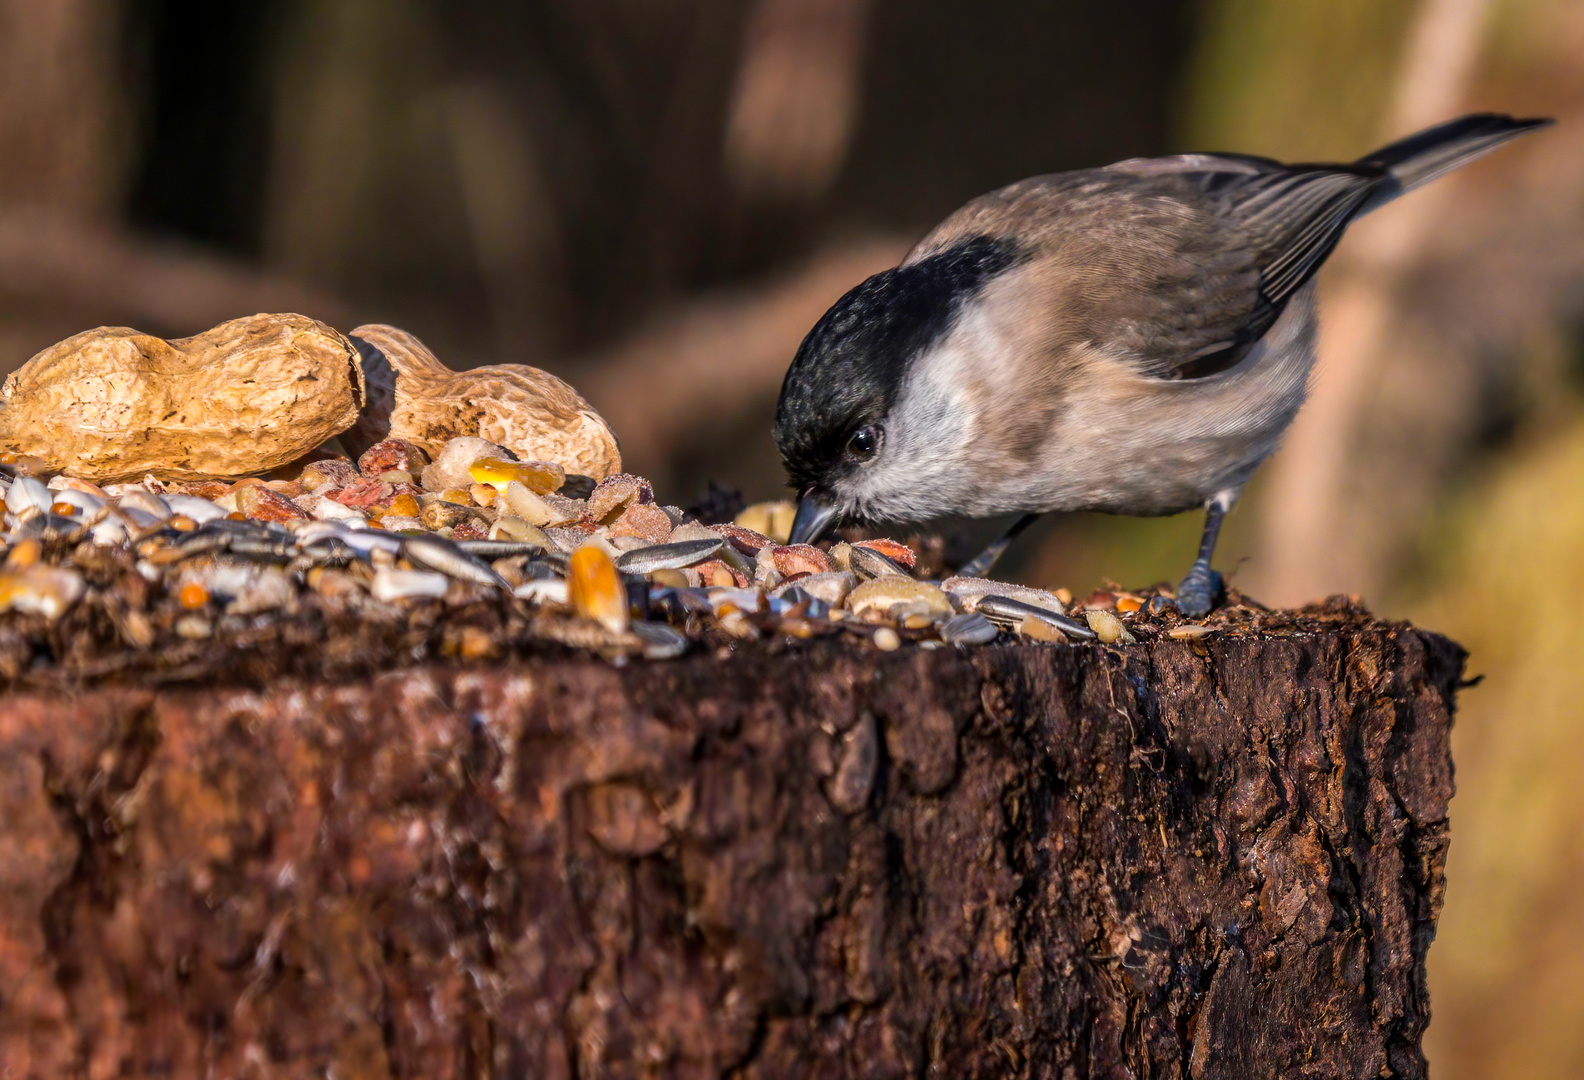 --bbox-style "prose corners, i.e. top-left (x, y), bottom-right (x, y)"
top-left (906, 163), bottom-right (1375, 383)
top-left (904, 114), bottom-right (1548, 385)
